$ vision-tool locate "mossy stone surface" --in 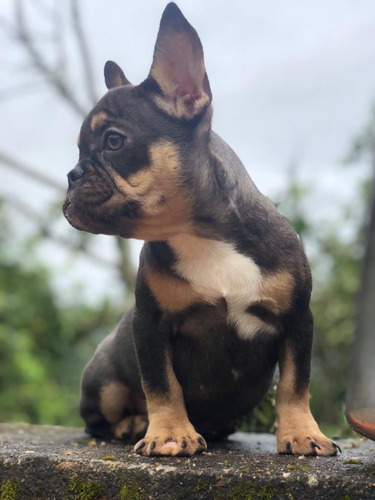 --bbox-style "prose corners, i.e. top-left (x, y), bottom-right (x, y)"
top-left (0, 424), bottom-right (375, 499)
